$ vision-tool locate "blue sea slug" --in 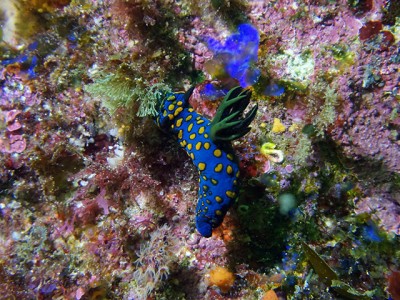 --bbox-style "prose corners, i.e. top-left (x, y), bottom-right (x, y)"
top-left (154, 86), bottom-right (257, 237)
